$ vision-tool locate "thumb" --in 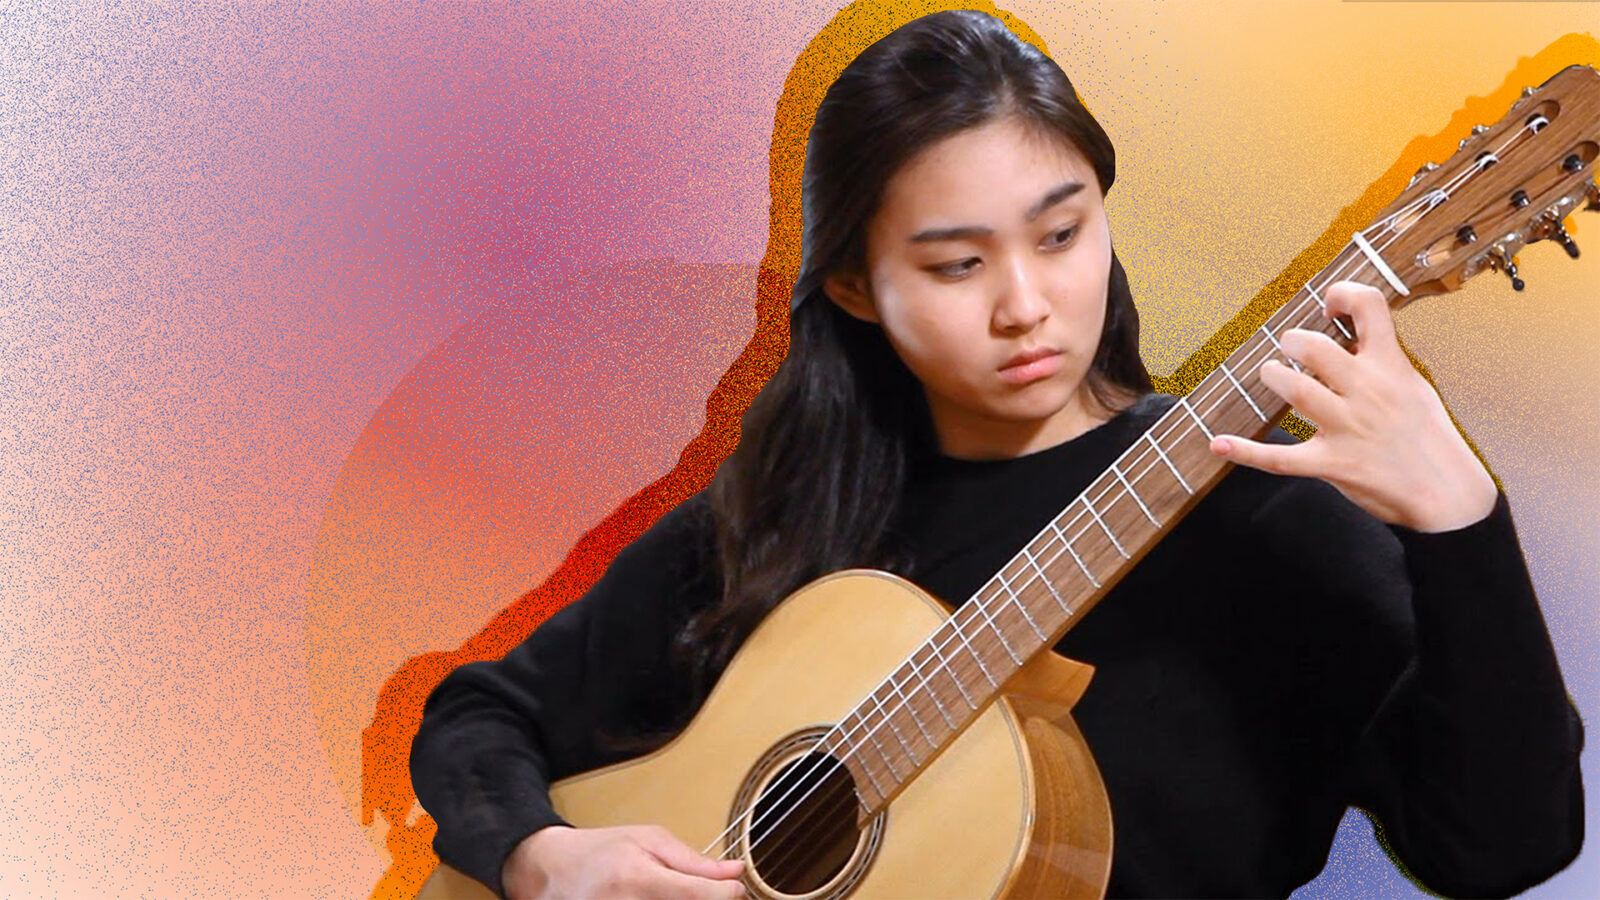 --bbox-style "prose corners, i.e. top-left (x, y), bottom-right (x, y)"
top-left (635, 827), bottom-right (745, 880)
